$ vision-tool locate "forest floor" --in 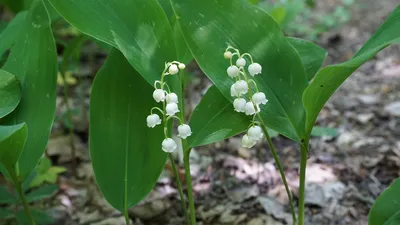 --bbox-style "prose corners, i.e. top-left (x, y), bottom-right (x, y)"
top-left (6, 0), bottom-right (400, 225)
